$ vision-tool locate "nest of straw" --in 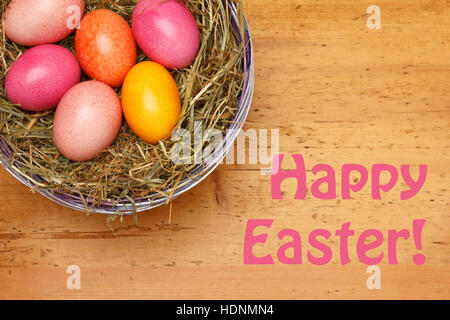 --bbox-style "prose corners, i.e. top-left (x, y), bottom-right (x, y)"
top-left (0, 0), bottom-right (245, 210)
